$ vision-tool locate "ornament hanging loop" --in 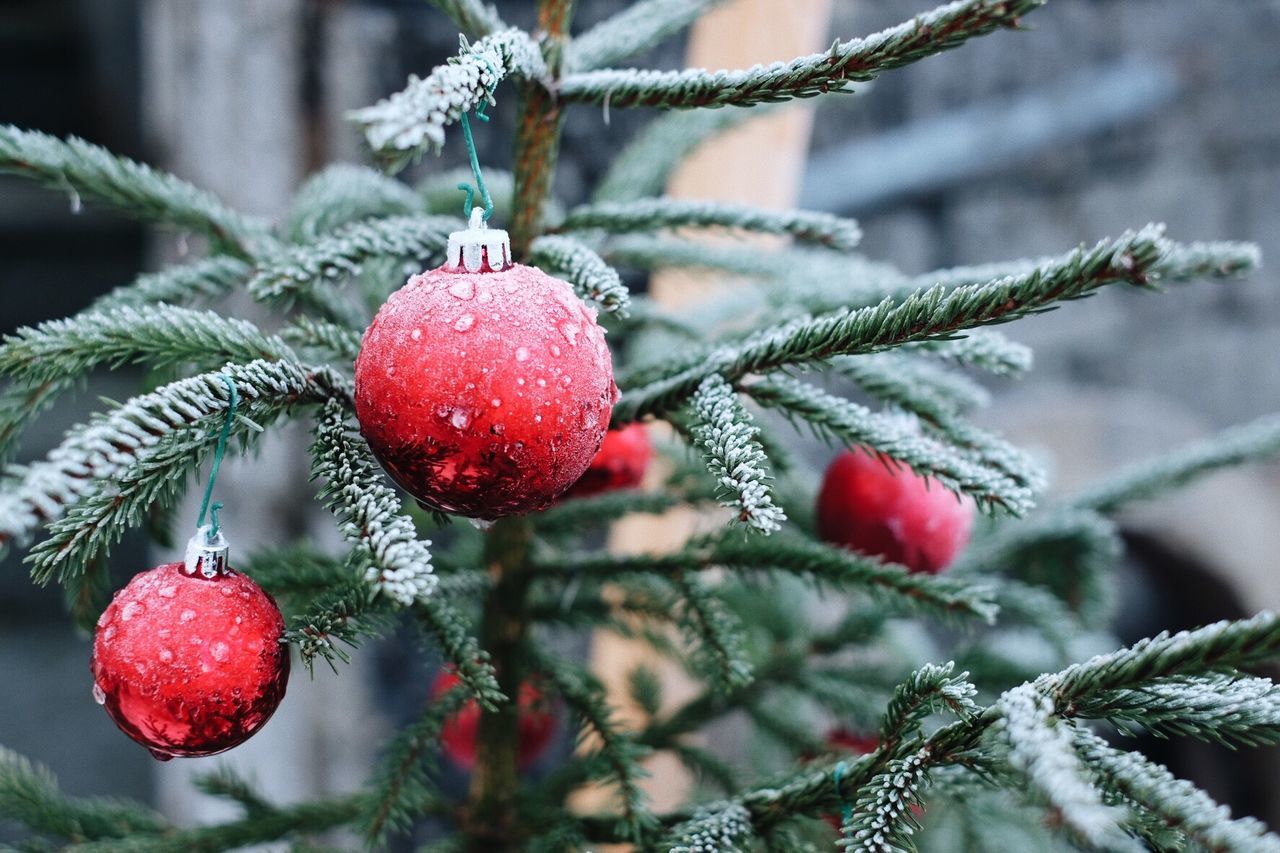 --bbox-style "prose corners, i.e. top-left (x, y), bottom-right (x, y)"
top-left (456, 110), bottom-right (495, 223)
top-left (185, 376), bottom-right (238, 578)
